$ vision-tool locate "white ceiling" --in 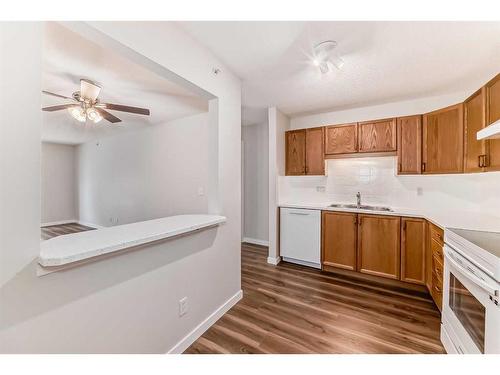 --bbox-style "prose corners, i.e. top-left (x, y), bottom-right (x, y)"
top-left (43, 22), bottom-right (208, 145)
top-left (180, 21), bottom-right (500, 119)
